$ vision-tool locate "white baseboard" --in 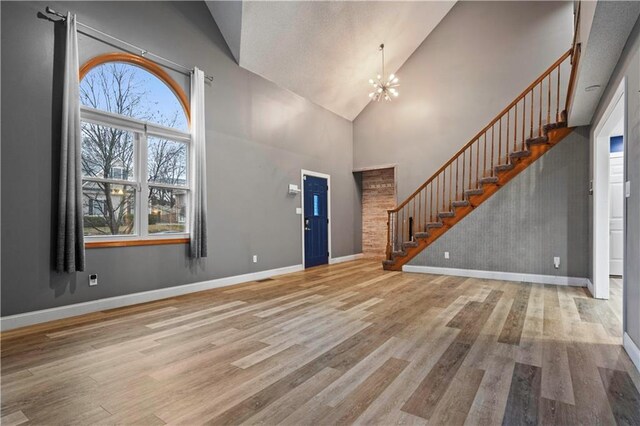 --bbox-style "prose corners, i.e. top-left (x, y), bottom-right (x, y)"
top-left (330, 253), bottom-right (364, 265)
top-left (586, 278), bottom-right (595, 297)
top-left (624, 333), bottom-right (640, 374)
top-left (0, 264), bottom-right (304, 332)
top-left (402, 265), bottom-right (589, 287)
